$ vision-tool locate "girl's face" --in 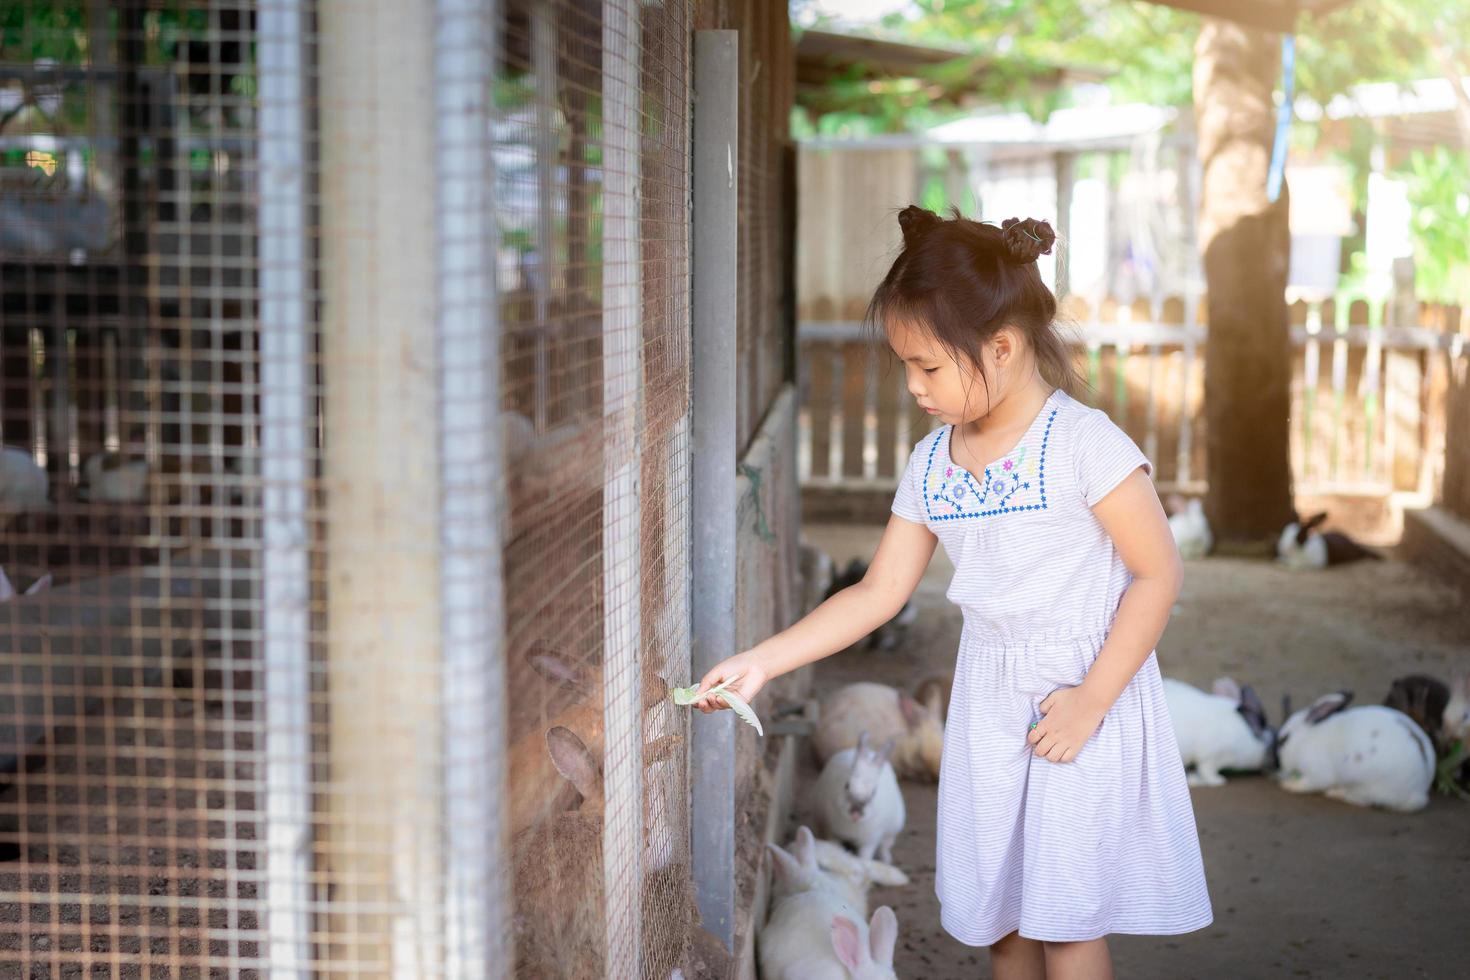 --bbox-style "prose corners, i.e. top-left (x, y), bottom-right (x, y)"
top-left (887, 318), bottom-right (1005, 425)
